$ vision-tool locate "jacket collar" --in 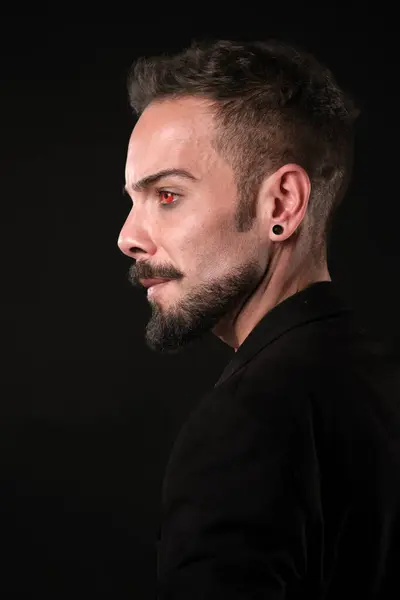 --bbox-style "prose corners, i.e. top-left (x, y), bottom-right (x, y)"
top-left (214, 281), bottom-right (353, 388)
